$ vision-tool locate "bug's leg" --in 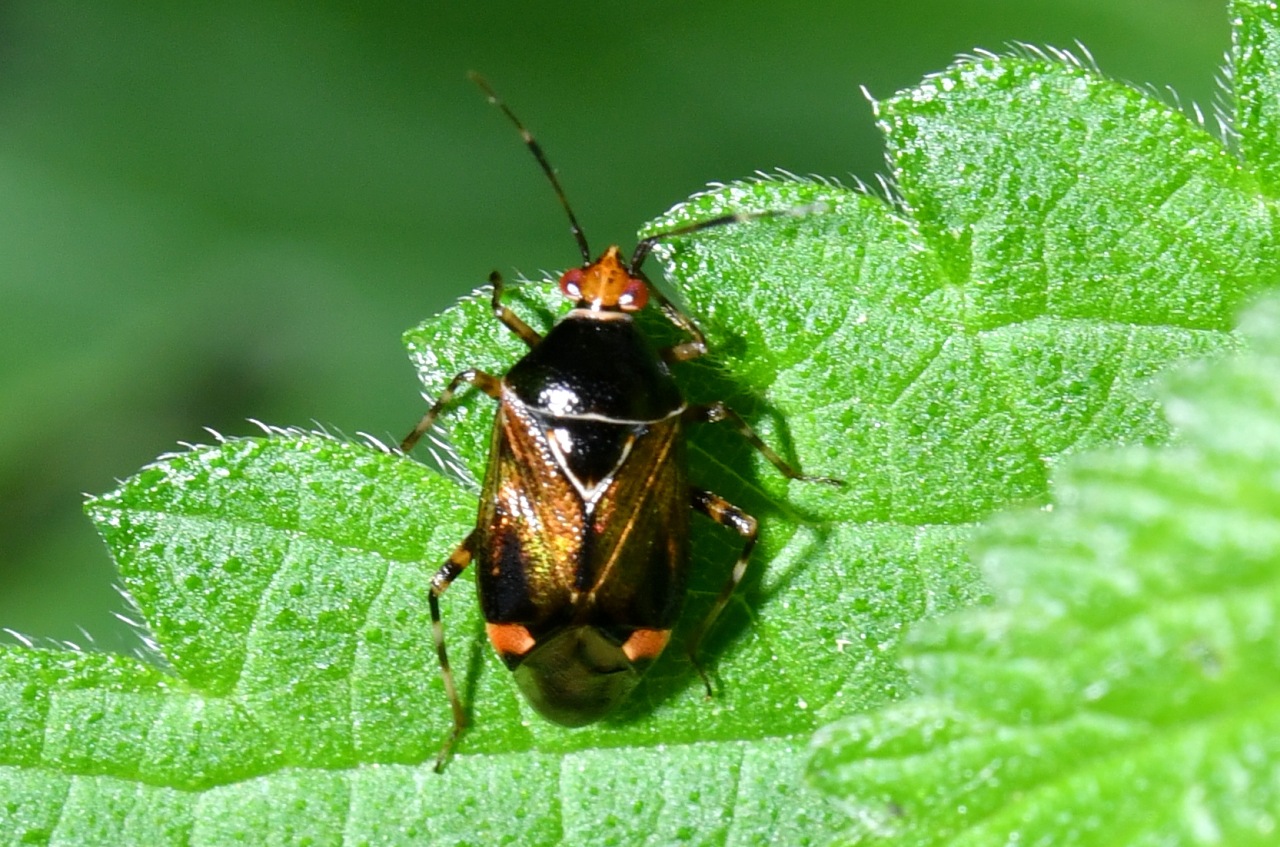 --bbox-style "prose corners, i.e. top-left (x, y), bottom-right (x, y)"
top-left (429, 532), bottom-right (478, 773)
top-left (488, 271), bottom-right (542, 348)
top-left (400, 370), bottom-right (502, 454)
top-left (685, 402), bottom-right (843, 486)
top-left (649, 284), bottom-right (709, 364)
top-left (687, 487), bottom-right (758, 697)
